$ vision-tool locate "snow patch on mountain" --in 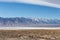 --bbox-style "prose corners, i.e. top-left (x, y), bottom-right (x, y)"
top-left (0, 17), bottom-right (60, 27)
